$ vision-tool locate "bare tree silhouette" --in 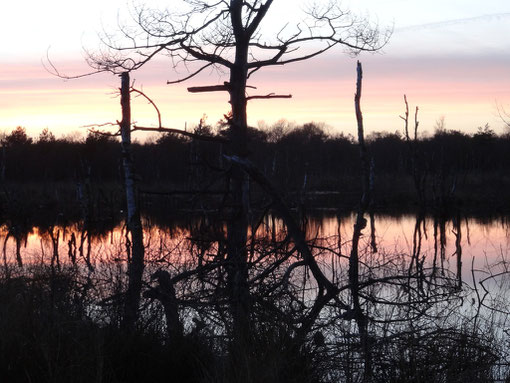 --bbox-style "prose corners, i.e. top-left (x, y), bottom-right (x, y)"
top-left (79, 0), bottom-right (388, 348)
